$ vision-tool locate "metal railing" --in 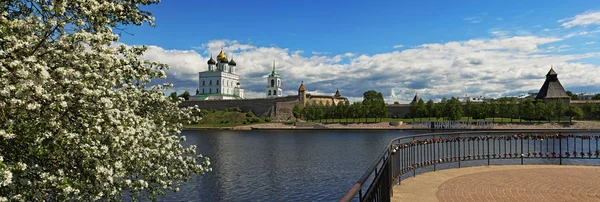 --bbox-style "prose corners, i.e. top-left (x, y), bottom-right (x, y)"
top-left (339, 130), bottom-right (600, 202)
